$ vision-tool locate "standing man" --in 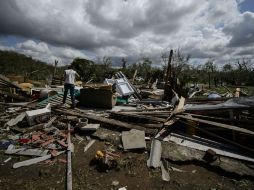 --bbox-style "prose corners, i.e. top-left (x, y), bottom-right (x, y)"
top-left (62, 65), bottom-right (80, 109)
